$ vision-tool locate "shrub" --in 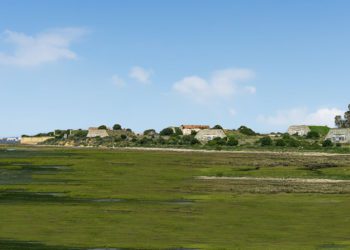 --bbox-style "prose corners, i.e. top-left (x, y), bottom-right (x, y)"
top-left (322, 139), bottom-right (333, 147)
top-left (72, 130), bottom-right (88, 138)
top-left (287, 138), bottom-right (301, 147)
top-left (306, 131), bottom-right (320, 139)
top-left (120, 134), bottom-right (127, 140)
top-left (275, 139), bottom-right (286, 147)
top-left (238, 126), bottom-right (256, 136)
top-left (98, 125), bottom-right (107, 129)
top-left (144, 129), bottom-right (156, 135)
top-left (208, 137), bottom-right (227, 146)
top-left (174, 127), bottom-right (183, 135)
top-left (259, 136), bottom-right (272, 146)
top-left (113, 124), bottom-right (122, 130)
top-left (191, 130), bottom-right (197, 136)
top-left (160, 127), bottom-right (174, 136)
top-left (139, 137), bottom-right (151, 145)
top-left (213, 125), bottom-right (223, 129)
top-left (227, 136), bottom-right (239, 146)
top-left (190, 138), bottom-right (200, 145)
